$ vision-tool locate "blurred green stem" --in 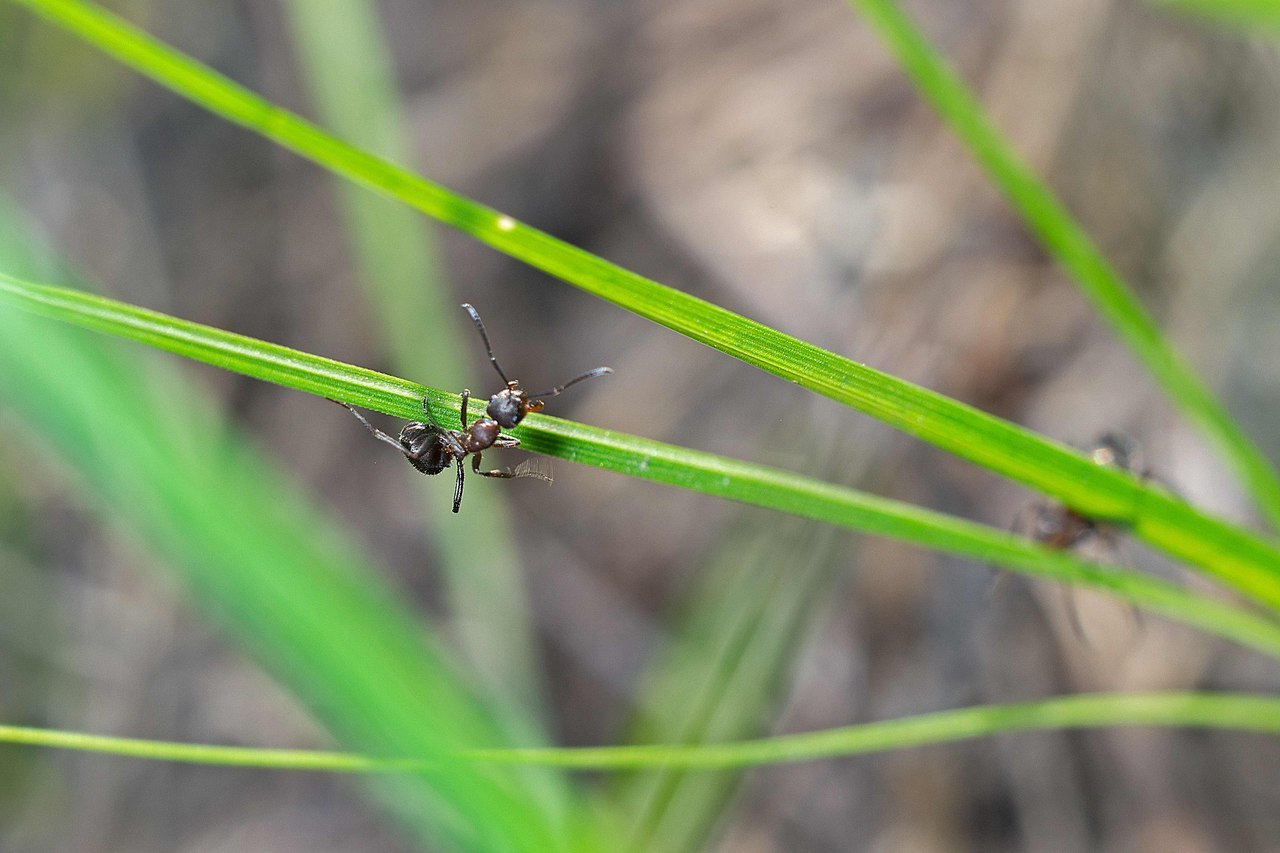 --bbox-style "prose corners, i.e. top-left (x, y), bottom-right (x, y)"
top-left (2, 691), bottom-right (1279, 770)
top-left (280, 0), bottom-right (543, 725)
